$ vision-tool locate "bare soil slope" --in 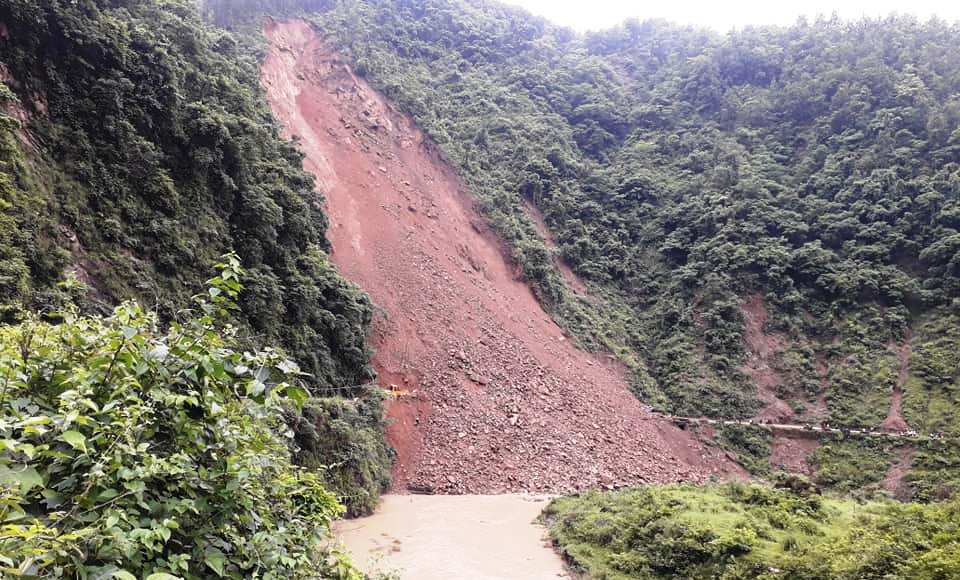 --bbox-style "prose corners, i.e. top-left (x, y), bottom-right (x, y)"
top-left (740, 294), bottom-right (795, 423)
top-left (261, 19), bottom-right (743, 493)
top-left (881, 335), bottom-right (913, 433)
